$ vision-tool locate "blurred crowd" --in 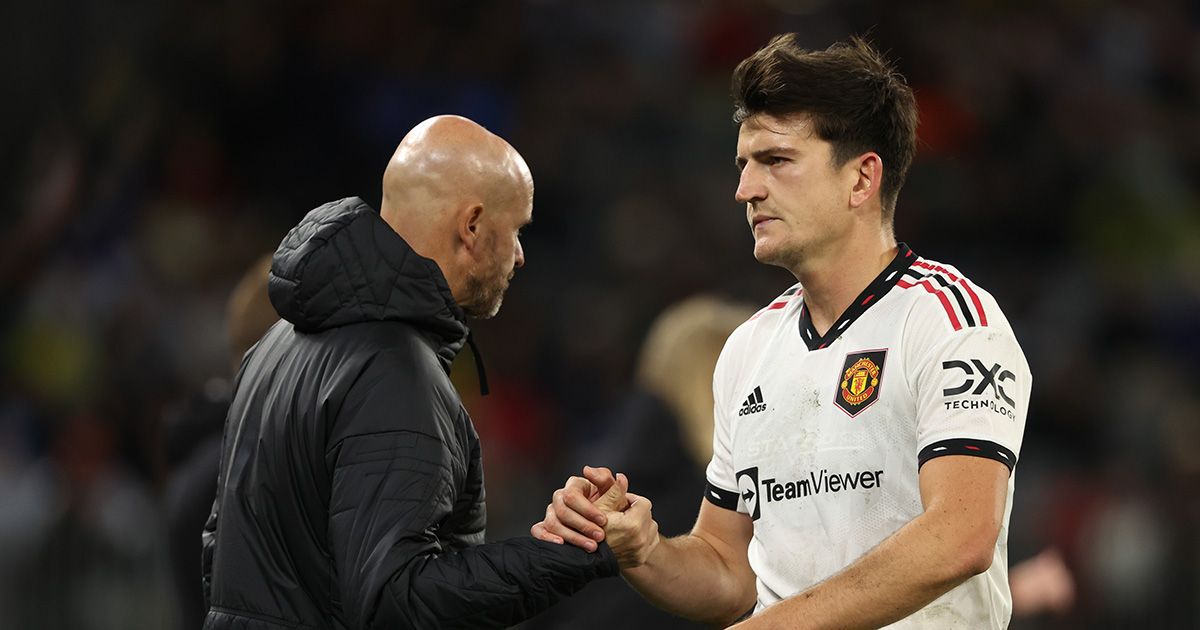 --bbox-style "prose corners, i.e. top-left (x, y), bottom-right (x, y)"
top-left (2, 1), bottom-right (1198, 628)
